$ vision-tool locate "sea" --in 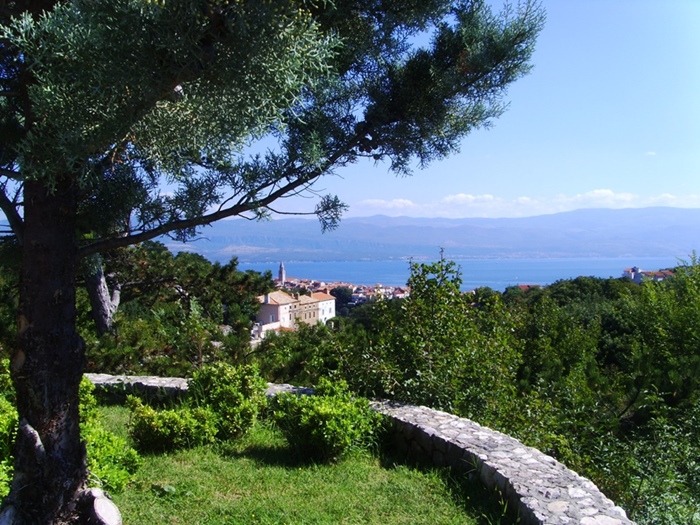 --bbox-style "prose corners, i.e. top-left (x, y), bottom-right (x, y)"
top-left (238, 256), bottom-right (684, 292)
